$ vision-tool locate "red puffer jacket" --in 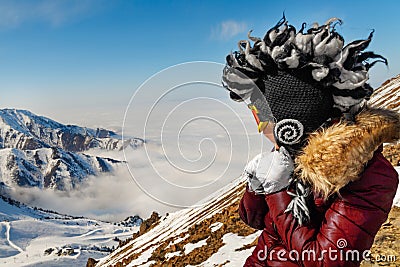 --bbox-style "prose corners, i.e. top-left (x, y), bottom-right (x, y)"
top-left (239, 109), bottom-right (400, 267)
top-left (240, 147), bottom-right (398, 266)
